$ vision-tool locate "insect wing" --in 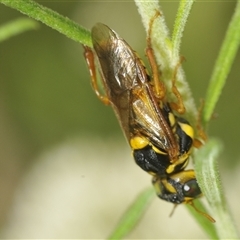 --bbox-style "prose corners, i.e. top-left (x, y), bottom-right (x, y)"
top-left (92, 23), bottom-right (140, 139)
top-left (92, 23), bottom-right (177, 153)
top-left (131, 89), bottom-right (175, 152)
